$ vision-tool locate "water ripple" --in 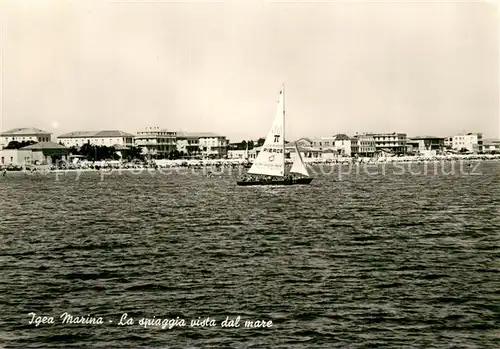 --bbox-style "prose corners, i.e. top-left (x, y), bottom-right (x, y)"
top-left (0, 162), bottom-right (499, 348)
